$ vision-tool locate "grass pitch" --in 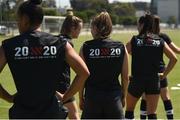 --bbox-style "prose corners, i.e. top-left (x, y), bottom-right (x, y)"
top-left (0, 30), bottom-right (180, 119)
